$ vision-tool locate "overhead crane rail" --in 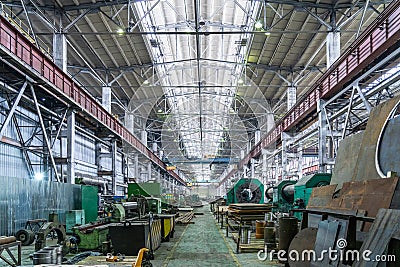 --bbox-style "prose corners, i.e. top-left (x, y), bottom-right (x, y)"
top-left (0, 16), bottom-right (185, 185)
top-left (220, 0), bottom-right (400, 186)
